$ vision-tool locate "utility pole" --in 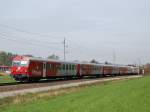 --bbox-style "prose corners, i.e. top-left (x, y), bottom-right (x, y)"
top-left (63, 37), bottom-right (66, 60)
top-left (113, 51), bottom-right (116, 64)
top-left (137, 58), bottom-right (141, 67)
